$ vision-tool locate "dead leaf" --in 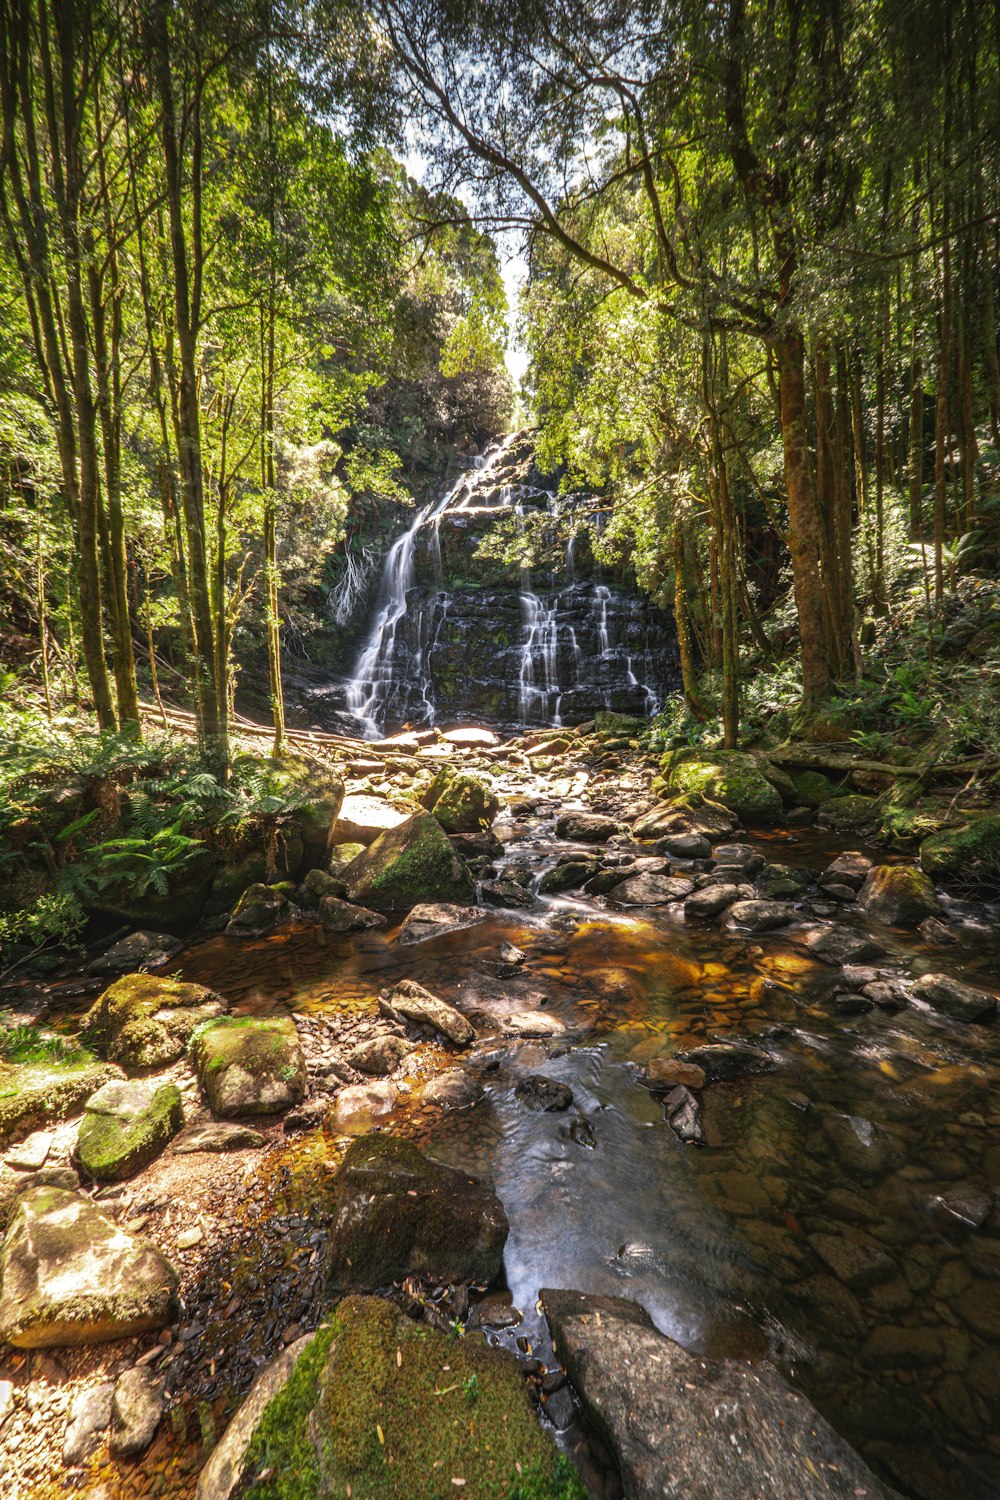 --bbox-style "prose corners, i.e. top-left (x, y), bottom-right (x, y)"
top-left (376, 1424), bottom-right (385, 1446)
